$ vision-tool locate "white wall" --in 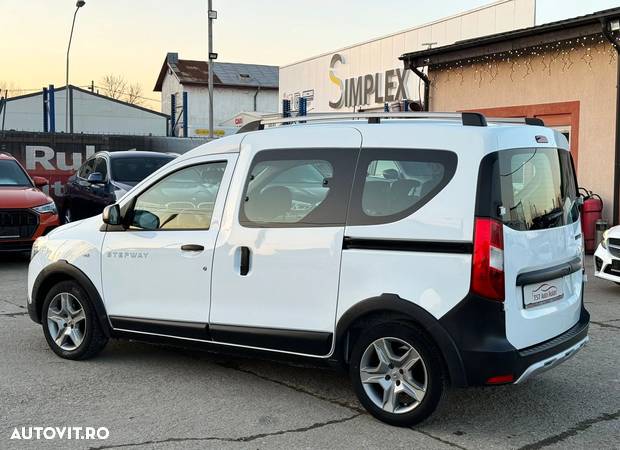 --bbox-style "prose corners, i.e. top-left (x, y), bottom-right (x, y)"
top-left (279, 0), bottom-right (536, 112)
top-left (2, 88), bottom-right (168, 136)
top-left (160, 73), bottom-right (278, 137)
